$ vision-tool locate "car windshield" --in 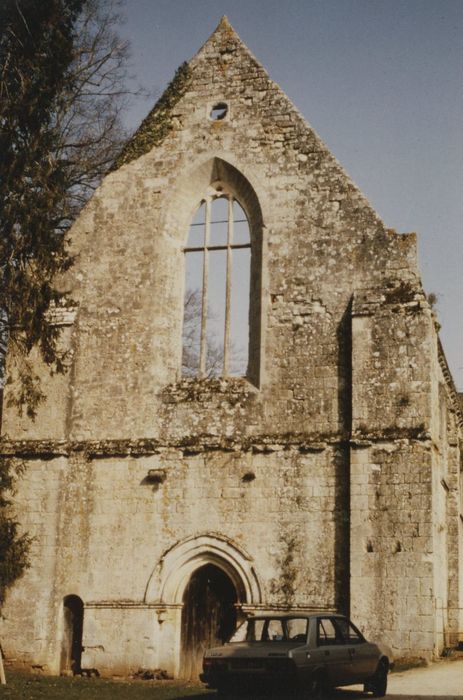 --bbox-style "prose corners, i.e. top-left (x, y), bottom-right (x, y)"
top-left (229, 617), bottom-right (308, 643)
